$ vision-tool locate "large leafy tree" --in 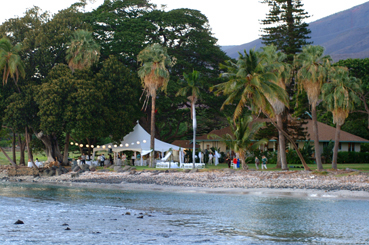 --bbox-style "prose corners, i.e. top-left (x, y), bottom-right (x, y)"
top-left (176, 70), bottom-right (202, 169)
top-left (137, 43), bottom-right (175, 167)
top-left (322, 67), bottom-right (361, 169)
top-left (295, 45), bottom-right (332, 170)
top-left (260, 0), bottom-right (311, 62)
